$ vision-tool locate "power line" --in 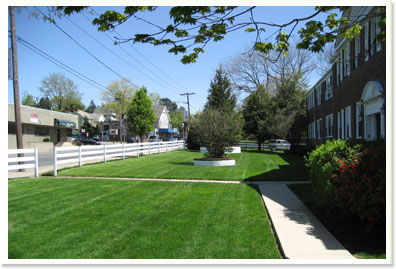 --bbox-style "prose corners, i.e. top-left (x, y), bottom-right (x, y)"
top-left (34, 6), bottom-right (139, 90)
top-left (89, 7), bottom-right (207, 104)
top-left (70, 13), bottom-right (189, 98)
top-left (17, 37), bottom-right (107, 92)
top-left (16, 35), bottom-right (135, 102)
